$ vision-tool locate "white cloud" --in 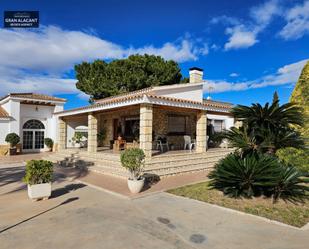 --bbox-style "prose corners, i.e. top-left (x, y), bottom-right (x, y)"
top-left (204, 59), bottom-right (308, 93)
top-left (279, 1), bottom-right (309, 40)
top-left (0, 25), bottom-right (203, 97)
top-left (210, 44), bottom-right (220, 51)
top-left (251, 59), bottom-right (308, 88)
top-left (224, 25), bottom-right (258, 50)
top-left (250, 0), bottom-right (281, 30)
top-left (229, 73), bottom-right (239, 77)
top-left (131, 40), bottom-right (198, 62)
top-left (210, 15), bottom-right (240, 26)
top-left (212, 0), bottom-right (281, 50)
top-left (204, 80), bottom-right (249, 93)
top-left (0, 26), bottom-right (199, 73)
